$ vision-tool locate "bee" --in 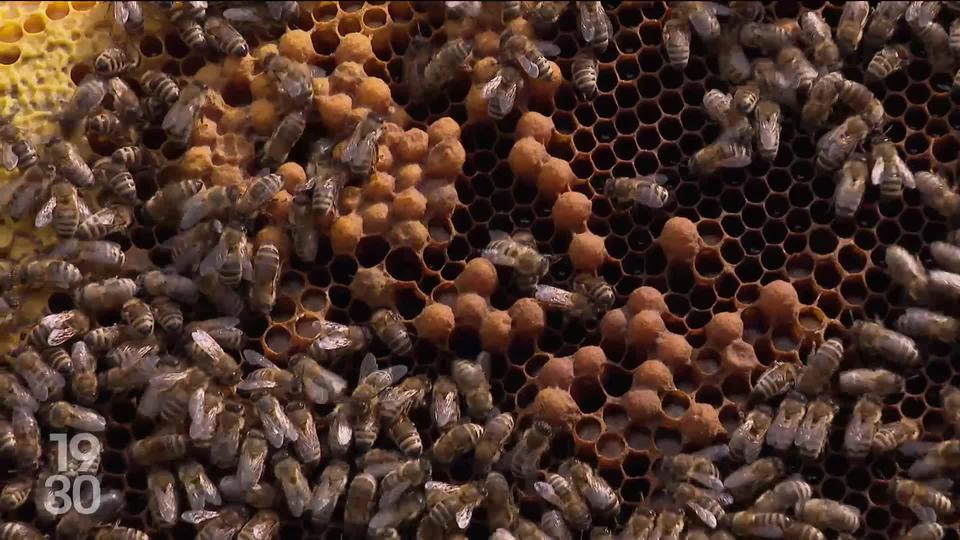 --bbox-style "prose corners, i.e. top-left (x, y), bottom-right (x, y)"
top-left (27, 311), bottom-right (90, 351)
top-left (84, 109), bottom-right (126, 140)
top-left (485, 472), bottom-right (519, 531)
top-left (309, 460), bottom-right (350, 527)
top-left (46, 137), bottom-right (94, 187)
top-left (872, 418), bottom-right (921, 454)
top-left (836, 1), bottom-right (869, 54)
top-left (140, 70), bottom-right (180, 105)
top-left (201, 223), bottom-right (253, 287)
top-left (145, 178), bottom-right (204, 224)
top-left (178, 184), bottom-right (241, 231)
top-left (290, 354), bottom-right (348, 406)
top-left (942, 385), bottom-right (960, 431)
top-left (718, 31), bottom-right (751, 83)
top-left (535, 473), bottom-right (591, 531)
top-left (289, 187), bottom-right (319, 262)
top-left (379, 457), bottom-right (431, 506)
top-left (865, 2), bottom-right (910, 50)
top-left (905, 439), bottom-right (960, 479)
top-left (254, 393), bottom-right (299, 449)
top-left (844, 394), bottom-right (884, 459)
top-left (171, 2), bottom-right (207, 51)
top-left (260, 53), bottom-right (317, 108)
top-left (795, 498), bottom-right (860, 534)
top-left (0, 476), bottom-right (33, 511)
top-left (163, 81), bottom-right (207, 146)
top-left (796, 338), bottom-right (843, 396)
top-left (776, 47), bottom-right (818, 95)
top-left (753, 477), bottom-right (813, 513)
top-left (867, 45), bottom-right (909, 82)
top-left (690, 141), bottom-right (752, 176)
top-left (724, 457), bottom-right (785, 502)
top-left (951, 18), bottom-right (960, 55)
top-left (833, 155), bottom-right (868, 218)
top-left (432, 422), bottom-right (483, 465)
top-left (0, 418), bottom-right (15, 460)
top-left (816, 115), bottom-right (869, 172)
top-left (872, 141), bottom-right (915, 199)
top-left (248, 243), bottom-right (280, 315)
top-left (729, 405), bottom-right (773, 463)
top-left (470, 411), bottom-right (514, 473)
top-left (423, 39), bottom-right (472, 96)
top-left (139, 270), bottom-right (200, 304)
top-left (387, 414), bottom-right (422, 457)
top-left (306, 320), bottom-right (373, 364)
top-left (13, 349), bottom-right (65, 402)
top-left (147, 296), bottom-right (183, 336)
top-left (106, 76), bottom-right (143, 123)
top-left (339, 113), bottom-right (383, 178)
top-left (670, 482), bottom-right (731, 530)
top-left (233, 510), bottom-right (280, 540)
top-left (380, 375), bottom-right (431, 425)
top-left (148, 469), bottom-right (179, 528)
top-left (726, 512), bottom-right (792, 537)
top-left (483, 230), bottom-right (552, 291)
top-left (560, 459), bottom-right (621, 520)
top-left (794, 397), bottom-right (838, 459)
top-left (509, 420), bottom-right (553, 481)
top-left (51, 239), bottom-right (124, 269)
top-left (187, 329), bottom-right (241, 384)
top-left (604, 175), bottom-right (670, 209)
top-left (0, 522), bottom-right (45, 540)
top-left (94, 44), bottom-right (140, 76)
top-left (260, 111), bottom-right (305, 169)
top-left (539, 510), bottom-right (571, 540)
top-left (799, 12), bottom-right (840, 71)
top-left (208, 402), bottom-right (245, 469)
top-left (897, 523), bottom-right (945, 540)
top-left (369, 492), bottom-right (425, 535)
top-left (0, 112), bottom-right (38, 172)
top-left (482, 65), bottom-right (525, 121)
top-left (78, 204), bottom-right (134, 241)
top-left (739, 21), bottom-right (794, 51)
top-left (851, 320), bottom-right (921, 368)
top-left (189, 385), bottom-right (225, 443)
top-left (344, 472), bottom-right (378, 534)
top-left (130, 433), bottom-right (188, 465)
top-left (43, 401), bottom-right (106, 432)
top-left (111, 0), bottom-right (143, 33)
top-left (885, 245), bottom-right (929, 303)
top-left (120, 298), bottom-right (155, 339)
top-left (34, 182), bottom-right (90, 238)
top-left (219, 476), bottom-right (277, 510)
top-left (577, 1), bottom-right (612, 51)
top-left (10, 407), bottom-right (40, 470)
top-left (524, 1), bottom-right (566, 33)
top-left (931, 240), bottom-right (960, 274)
top-left (908, 3), bottom-right (954, 72)
top-left (232, 429), bottom-right (270, 491)
top-left (370, 308), bottom-right (413, 356)
top-left (446, 355), bottom-right (492, 422)
top-left (896, 307), bottom-right (960, 341)
top-left (754, 100), bottom-right (781, 161)
top-left (271, 452), bottom-right (311, 518)
top-left (424, 482), bottom-right (486, 532)
top-left (765, 392), bottom-right (807, 451)
top-left (60, 75), bottom-right (107, 128)
top-left (663, 16), bottom-right (692, 67)
top-left (349, 352), bottom-right (409, 416)
top-left (178, 460), bottom-right (221, 512)
top-left (204, 16), bottom-right (248, 57)
top-left (574, 273), bottom-right (615, 317)
top-left (928, 268), bottom-right (960, 303)
top-left (572, 51), bottom-right (598, 98)
top-left (431, 375), bottom-right (461, 432)
top-left (749, 362), bottom-right (799, 404)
